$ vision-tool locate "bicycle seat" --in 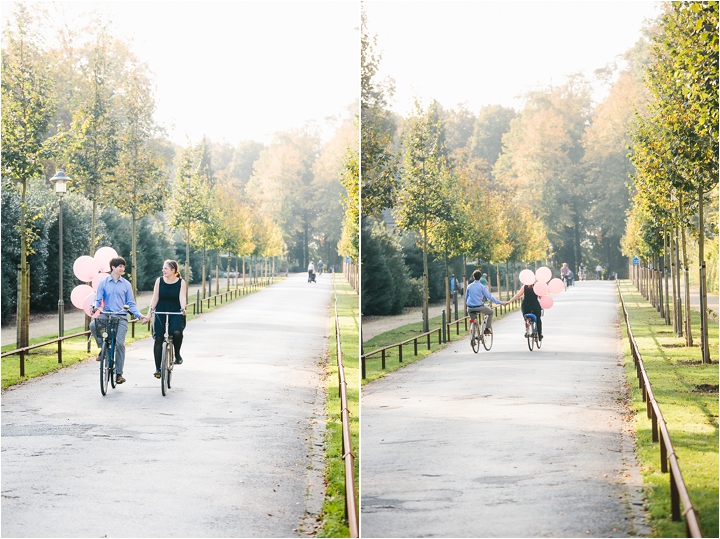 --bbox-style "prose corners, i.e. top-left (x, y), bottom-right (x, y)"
top-left (524, 313), bottom-right (537, 322)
